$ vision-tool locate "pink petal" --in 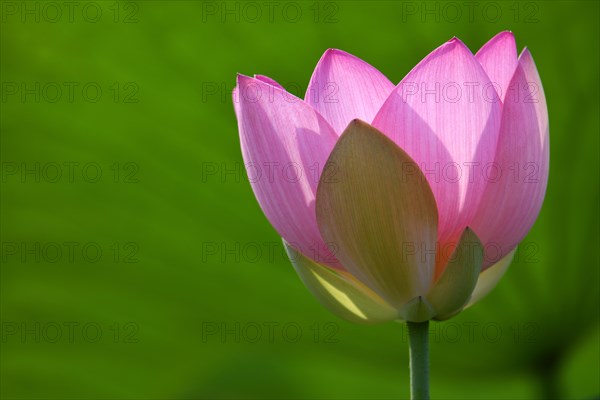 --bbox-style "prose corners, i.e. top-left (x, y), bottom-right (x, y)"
top-left (471, 49), bottom-right (549, 269)
top-left (235, 74), bottom-right (340, 266)
top-left (233, 74), bottom-right (284, 117)
top-left (372, 38), bottom-right (502, 277)
top-left (475, 31), bottom-right (518, 103)
top-left (254, 74), bottom-right (284, 90)
top-left (232, 86), bottom-right (240, 117)
top-left (305, 49), bottom-right (395, 135)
